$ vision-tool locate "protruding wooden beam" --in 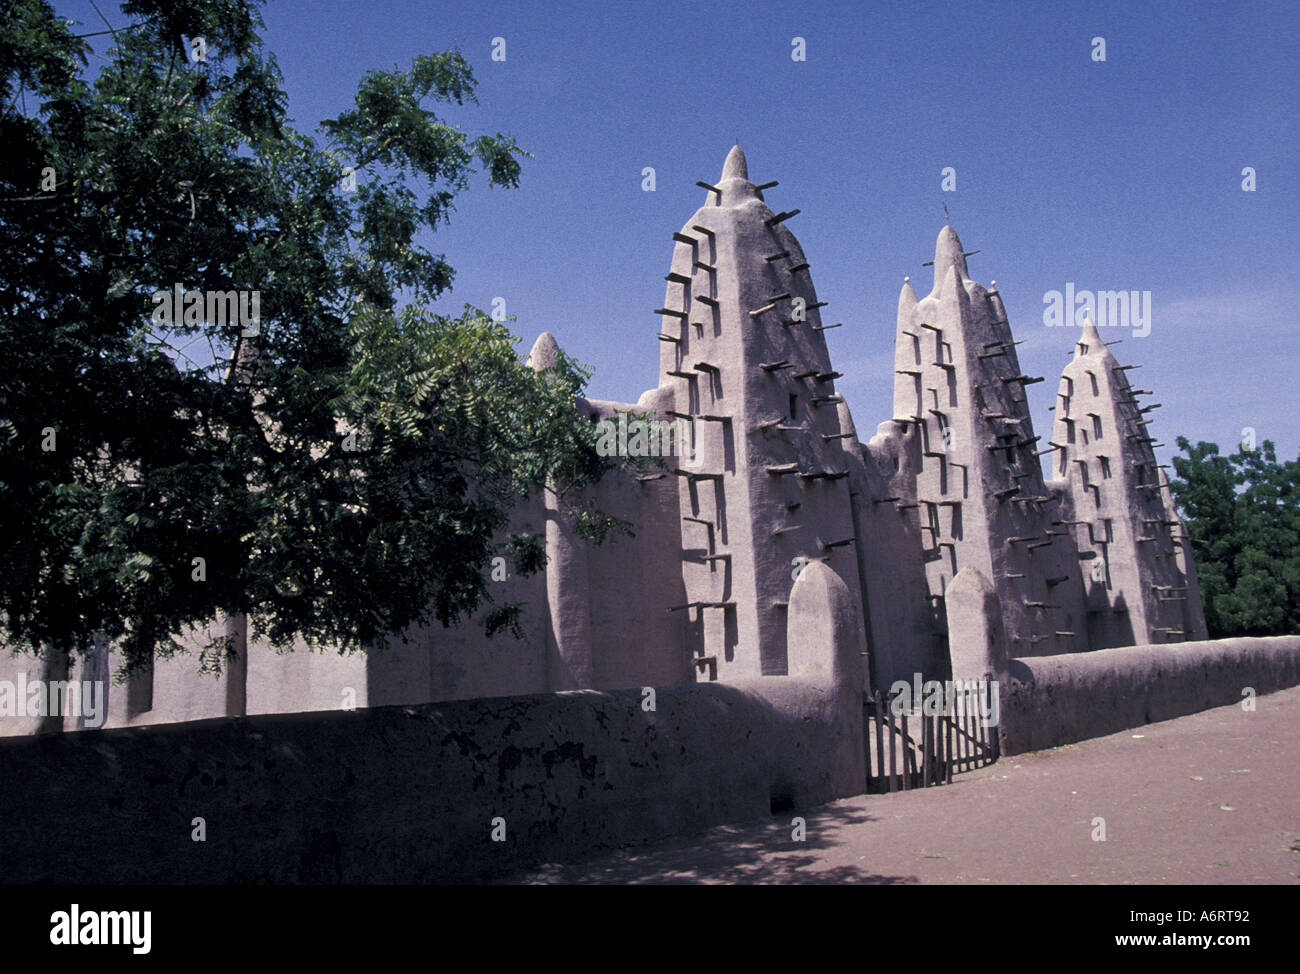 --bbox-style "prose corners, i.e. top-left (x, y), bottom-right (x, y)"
top-left (672, 232), bottom-right (696, 246)
top-left (665, 272), bottom-right (692, 285)
top-left (654, 307), bottom-right (687, 319)
top-left (765, 209), bottom-right (800, 227)
top-left (696, 180), bottom-right (721, 195)
top-left (811, 322), bottom-right (842, 331)
top-left (755, 180), bottom-right (779, 191)
top-left (759, 361), bottom-right (792, 372)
